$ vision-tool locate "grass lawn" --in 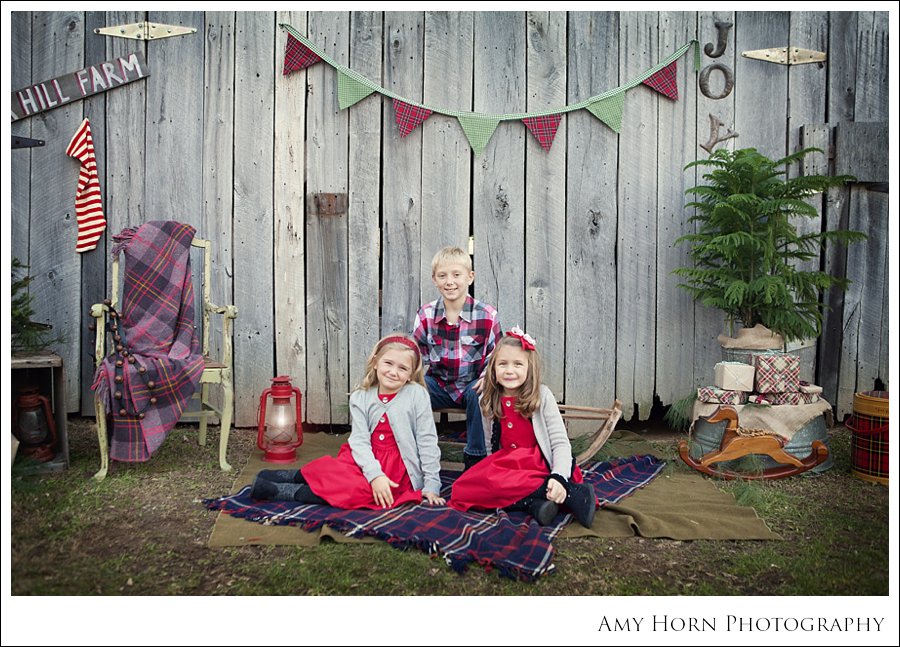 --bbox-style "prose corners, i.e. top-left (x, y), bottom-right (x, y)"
top-left (8, 416), bottom-right (895, 642)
